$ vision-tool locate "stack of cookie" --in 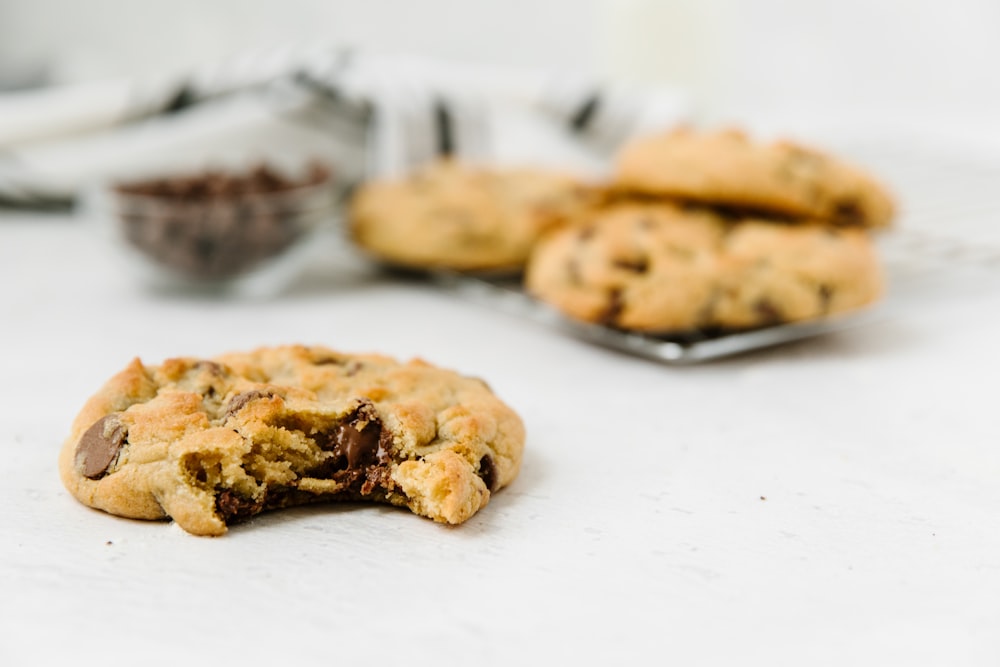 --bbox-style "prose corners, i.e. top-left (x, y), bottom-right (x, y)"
top-left (524, 128), bottom-right (895, 334)
top-left (346, 128), bottom-right (895, 336)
